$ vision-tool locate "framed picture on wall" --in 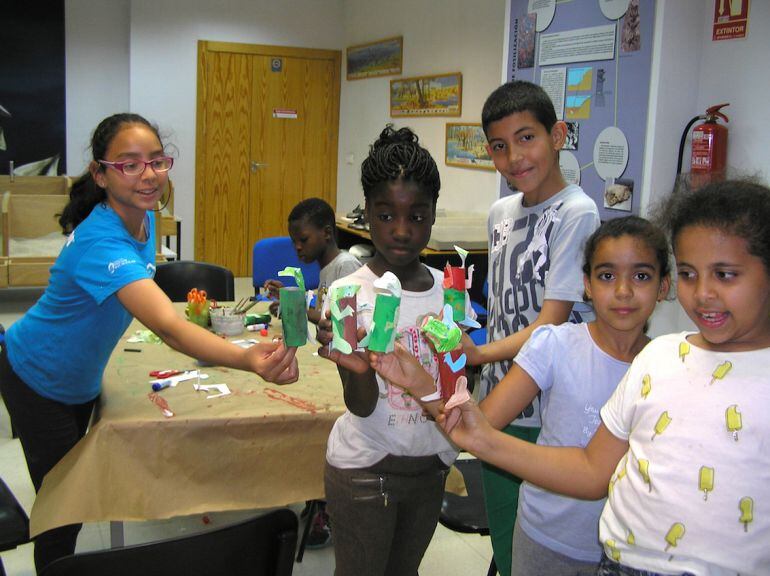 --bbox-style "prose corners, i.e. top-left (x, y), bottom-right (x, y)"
top-left (346, 36), bottom-right (403, 80)
top-left (390, 72), bottom-right (462, 117)
top-left (445, 123), bottom-right (494, 170)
